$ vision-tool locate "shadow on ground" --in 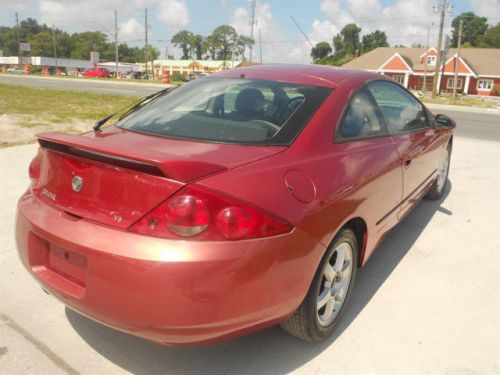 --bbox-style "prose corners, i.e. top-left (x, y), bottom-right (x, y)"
top-left (66, 183), bottom-right (452, 375)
